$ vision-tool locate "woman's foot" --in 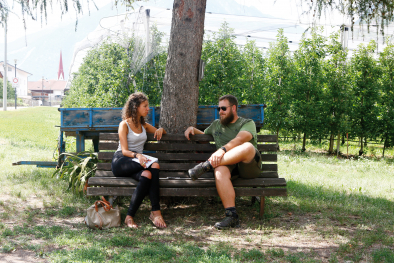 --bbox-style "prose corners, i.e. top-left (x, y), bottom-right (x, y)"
top-left (125, 215), bottom-right (138, 229)
top-left (149, 211), bottom-right (167, 228)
